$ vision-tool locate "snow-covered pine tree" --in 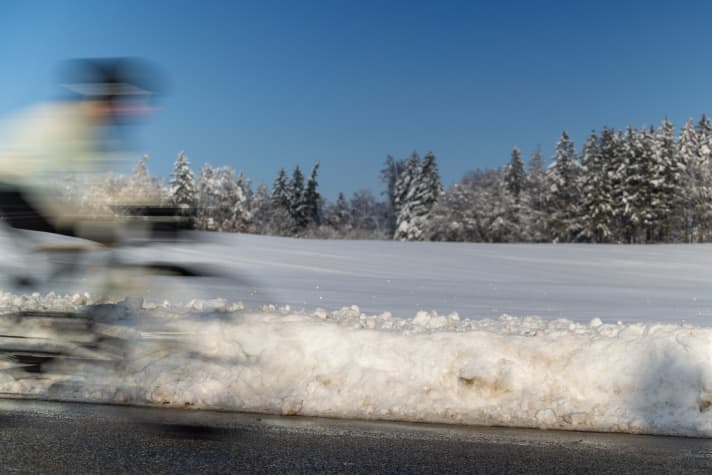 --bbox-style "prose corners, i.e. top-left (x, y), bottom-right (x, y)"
top-left (303, 163), bottom-right (321, 227)
top-left (392, 153), bottom-right (419, 239)
top-left (289, 166), bottom-right (308, 231)
top-left (696, 114), bottom-right (712, 239)
top-left (580, 130), bottom-right (613, 242)
top-left (504, 147), bottom-right (526, 204)
top-left (677, 119), bottom-right (705, 241)
top-left (524, 146), bottom-right (548, 241)
top-left (605, 129), bottom-right (627, 241)
top-left (271, 168), bottom-right (294, 235)
top-left (234, 172), bottom-right (253, 232)
top-left (639, 127), bottom-right (661, 242)
top-left (170, 151), bottom-right (196, 219)
top-left (488, 172), bottom-right (519, 242)
top-left (546, 131), bottom-right (583, 242)
top-left (196, 163), bottom-right (217, 230)
top-left (413, 153), bottom-right (442, 240)
top-left (419, 151), bottom-right (442, 208)
top-left (654, 118), bottom-right (679, 241)
top-left (380, 154), bottom-right (404, 236)
top-left (394, 152), bottom-right (442, 240)
top-left (271, 169), bottom-right (289, 209)
top-left (696, 113), bottom-right (712, 158)
top-left (133, 155), bottom-right (150, 181)
top-left (619, 126), bottom-right (647, 242)
top-left (502, 147), bottom-right (526, 240)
